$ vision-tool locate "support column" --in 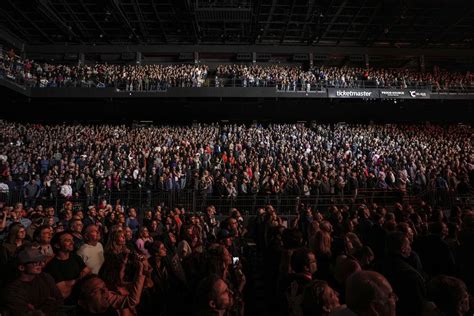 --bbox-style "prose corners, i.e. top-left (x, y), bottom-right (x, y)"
top-left (194, 51), bottom-right (199, 64)
top-left (309, 52), bottom-right (314, 68)
top-left (252, 52), bottom-right (256, 64)
top-left (419, 55), bottom-right (425, 72)
top-left (364, 54), bottom-right (369, 69)
top-left (136, 52), bottom-right (142, 65)
top-left (78, 52), bottom-right (85, 66)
